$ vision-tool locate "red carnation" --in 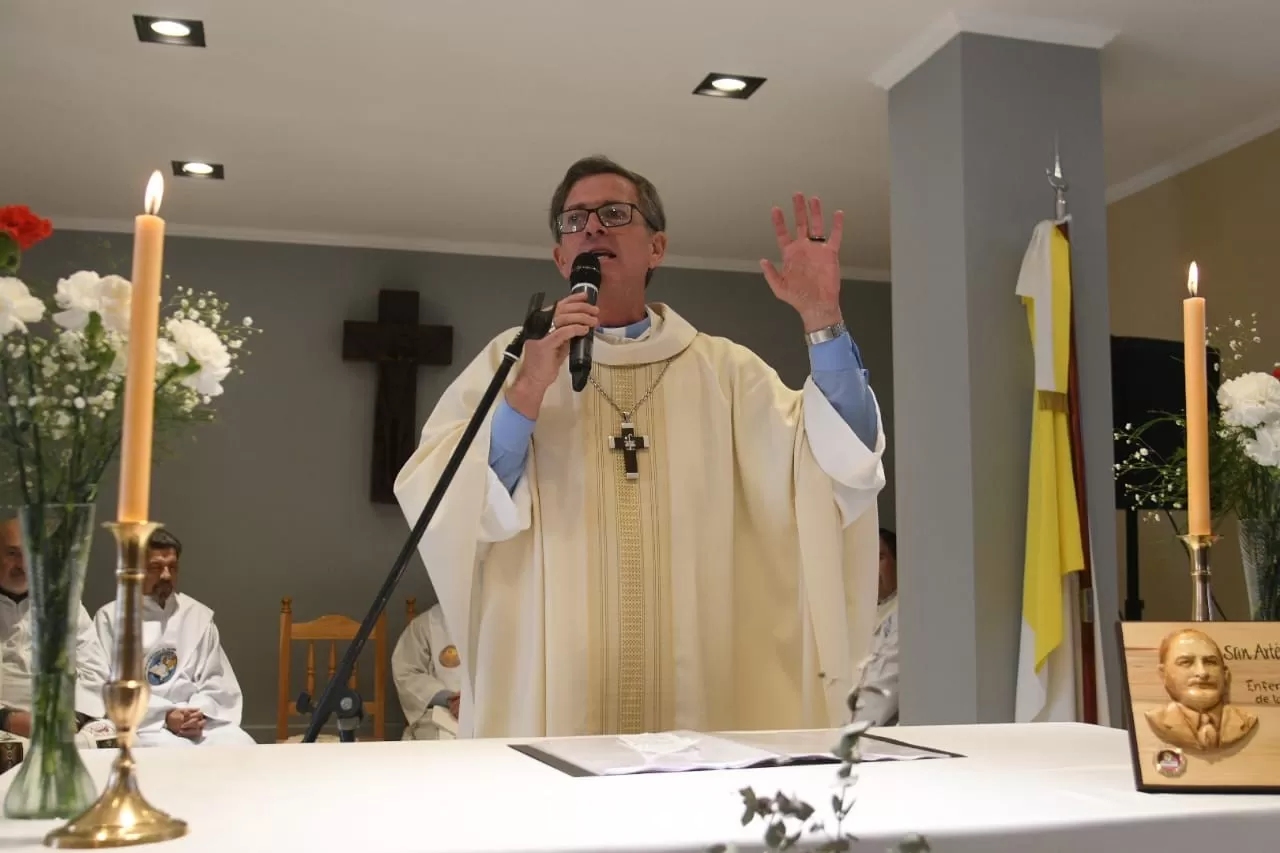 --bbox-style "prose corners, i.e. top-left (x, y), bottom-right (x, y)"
top-left (0, 205), bottom-right (53, 250)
